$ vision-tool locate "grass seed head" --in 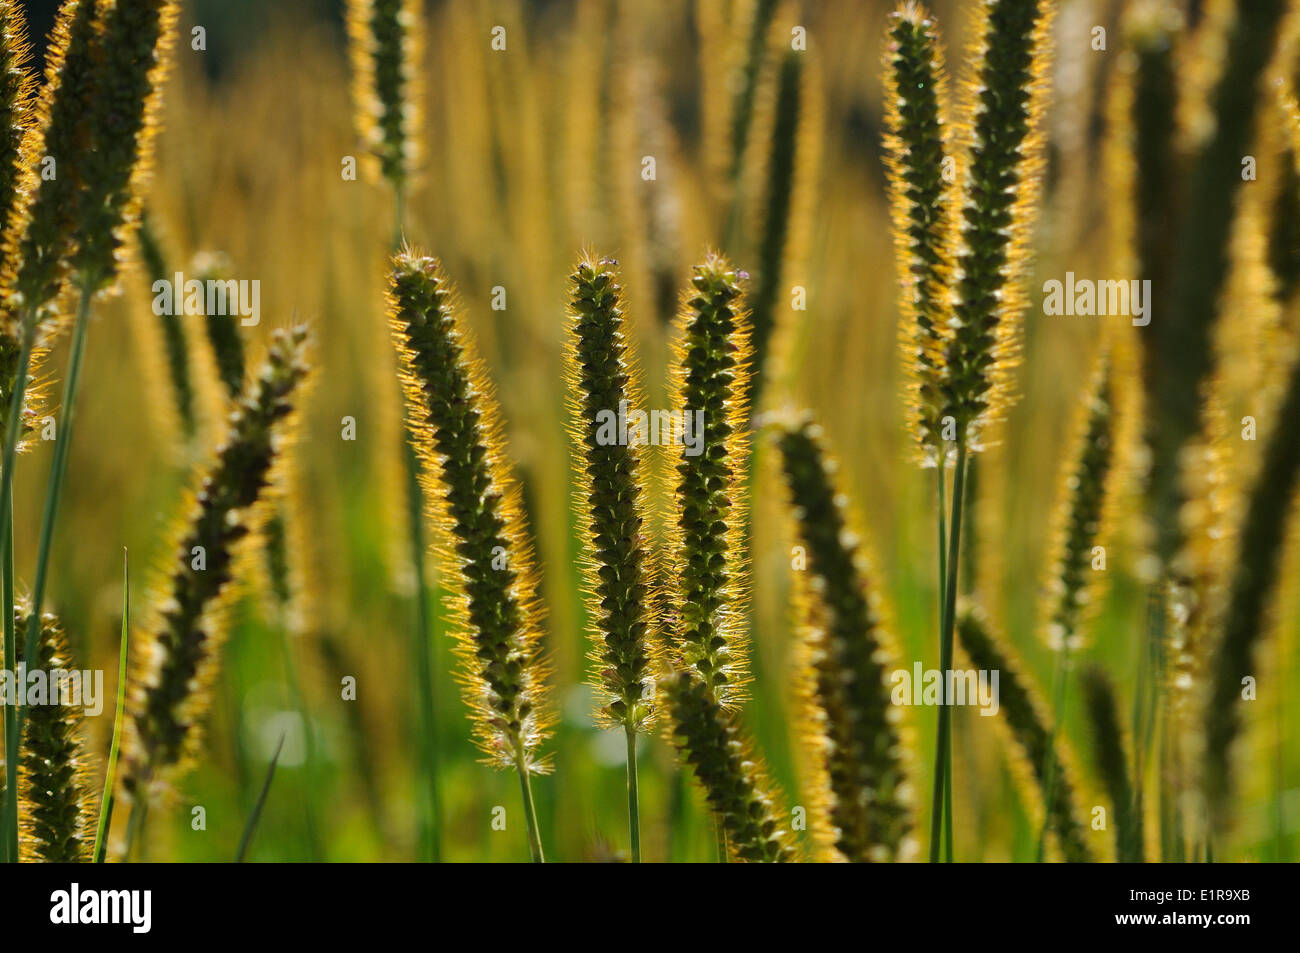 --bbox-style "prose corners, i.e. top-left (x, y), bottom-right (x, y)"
top-left (15, 608), bottom-right (92, 863)
top-left (70, 0), bottom-right (179, 293)
top-left (193, 251), bottom-right (246, 399)
top-left (346, 0), bottom-right (423, 190)
top-left (773, 414), bottom-right (915, 862)
top-left (120, 325), bottom-right (312, 802)
top-left (957, 604), bottom-right (1093, 862)
top-left (137, 210), bottom-right (196, 439)
top-left (882, 2), bottom-right (953, 465)
top-left (1203, 340), bottom-right (1300, 835)
top-left (388, 249), bottom-right (552, 773)
top-left (1043, 351), bottom-right (1120, 652)
top-left (2, 0), bottom-right (101, 327)
top-left (1080, 666), bottom-right (1142, 862)
top-left (940, 0), bottom-right (1055, 452)
top-left (668, 252), bottom-right (752, 707)
top-left (662, 668), bottom-right (795, 862)
top-left (564, 254), bottom-right (657, 733)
